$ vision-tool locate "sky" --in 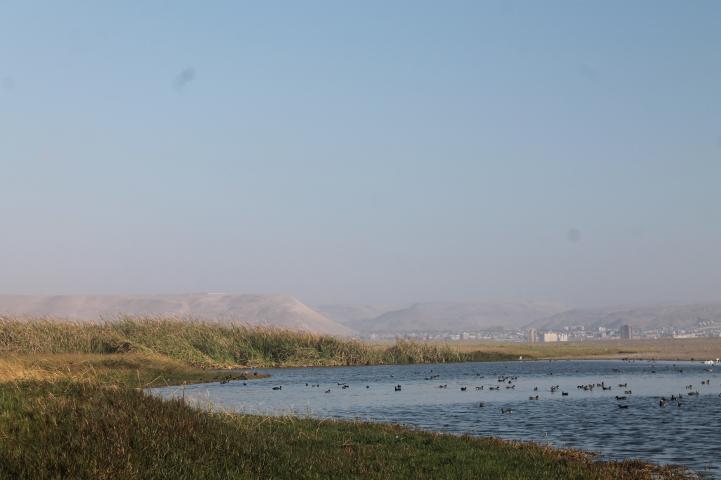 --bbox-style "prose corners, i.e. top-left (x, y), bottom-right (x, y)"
top-left (1, 1), bottom-right (720, 307)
